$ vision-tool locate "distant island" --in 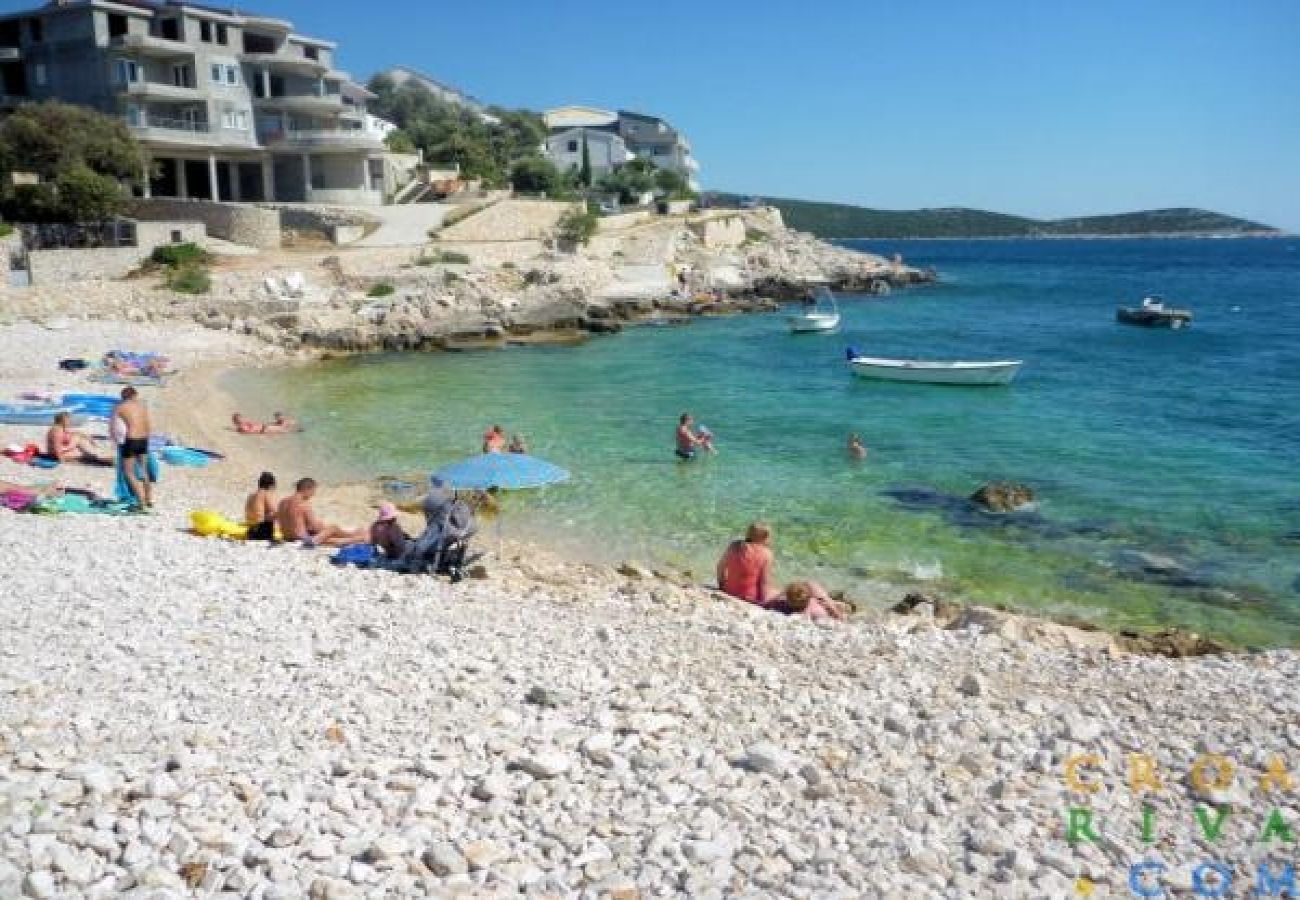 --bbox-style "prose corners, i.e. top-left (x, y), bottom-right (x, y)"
top-left (707, 195), bottom-right (1282, 240)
